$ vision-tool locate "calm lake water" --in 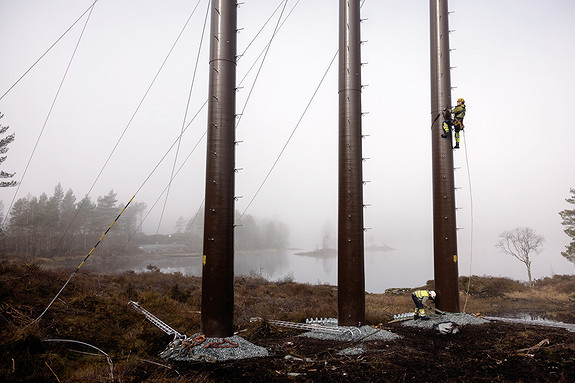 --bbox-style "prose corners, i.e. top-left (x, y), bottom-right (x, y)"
top-left (86, 247), bottom-right (433, 293)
